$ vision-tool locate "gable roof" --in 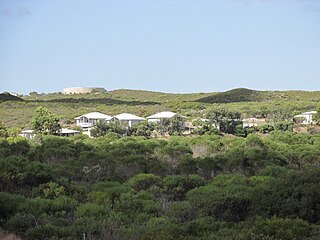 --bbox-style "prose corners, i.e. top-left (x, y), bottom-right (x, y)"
top-left (75, 112), bottom-right (112, 120)
top-left (60, 128), bottom-right (81, 134)
top-left (147, 111), bottom-right (177, 119)
top-left (294, 111), bottom-right (317, 118)
top-left (21, 130), bottom-right (35, 134)
top-left (113, 113), bottom-right (145, 121)
top-left (301, 111), bottom-right (317, 115)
